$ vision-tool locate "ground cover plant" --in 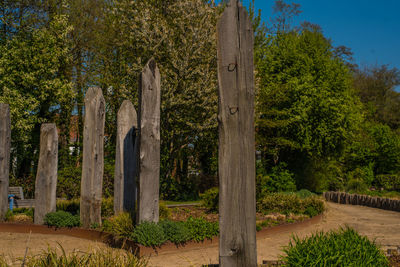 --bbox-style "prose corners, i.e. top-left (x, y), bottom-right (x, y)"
top-left (102, 213), bottom-right (219, 247)
top-left (281, 227), bottom-right (389, 267)
top-left (44, 211), bottom-right (80, 228)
